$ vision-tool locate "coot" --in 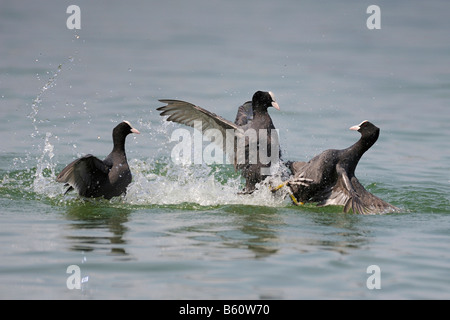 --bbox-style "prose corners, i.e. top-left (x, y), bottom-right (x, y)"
top-left (157, 91), bottom-right (281, 193)
top-left (56, 121), bottom-right (140, 199)
top-left (287, 120), bottom-right (399, 214)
